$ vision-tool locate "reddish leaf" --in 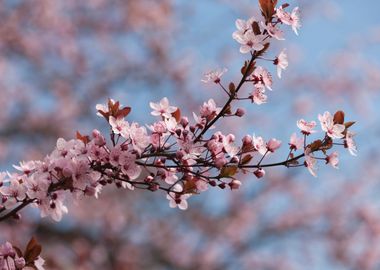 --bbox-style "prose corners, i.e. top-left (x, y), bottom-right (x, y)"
top-left (256, 43), bottom-right (270, 58)
top-left (344, 121), bottom-right (356, 129)
top-left (252, 21), bottom-right (261, 35)
top-left (116, 106), bottom-right (132, 118)
top-left (76, 131), bottom-right (90, 144)
top-left (241, 154), bottom-right (253, 165)
top-left (24, 237), bottom-right (42, 264)
top-left (171, 108), bottom-right (181, 123)
top-left (309, 140), bottom-right (322, 151)
top-left (333, 111), bottom-right (345, 124)
top-left (258, 0), bottom-right (277, 21)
